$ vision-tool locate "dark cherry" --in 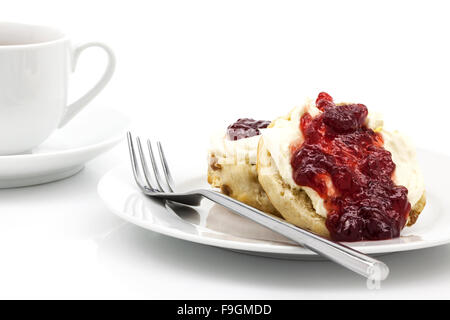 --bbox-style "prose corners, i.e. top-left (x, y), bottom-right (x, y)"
top-left (290, 93), bottom-right (411, 241)
top-left (322, 103), bottom-right (368, 134)
top-left (227, 118), bottom-right (271, 141)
